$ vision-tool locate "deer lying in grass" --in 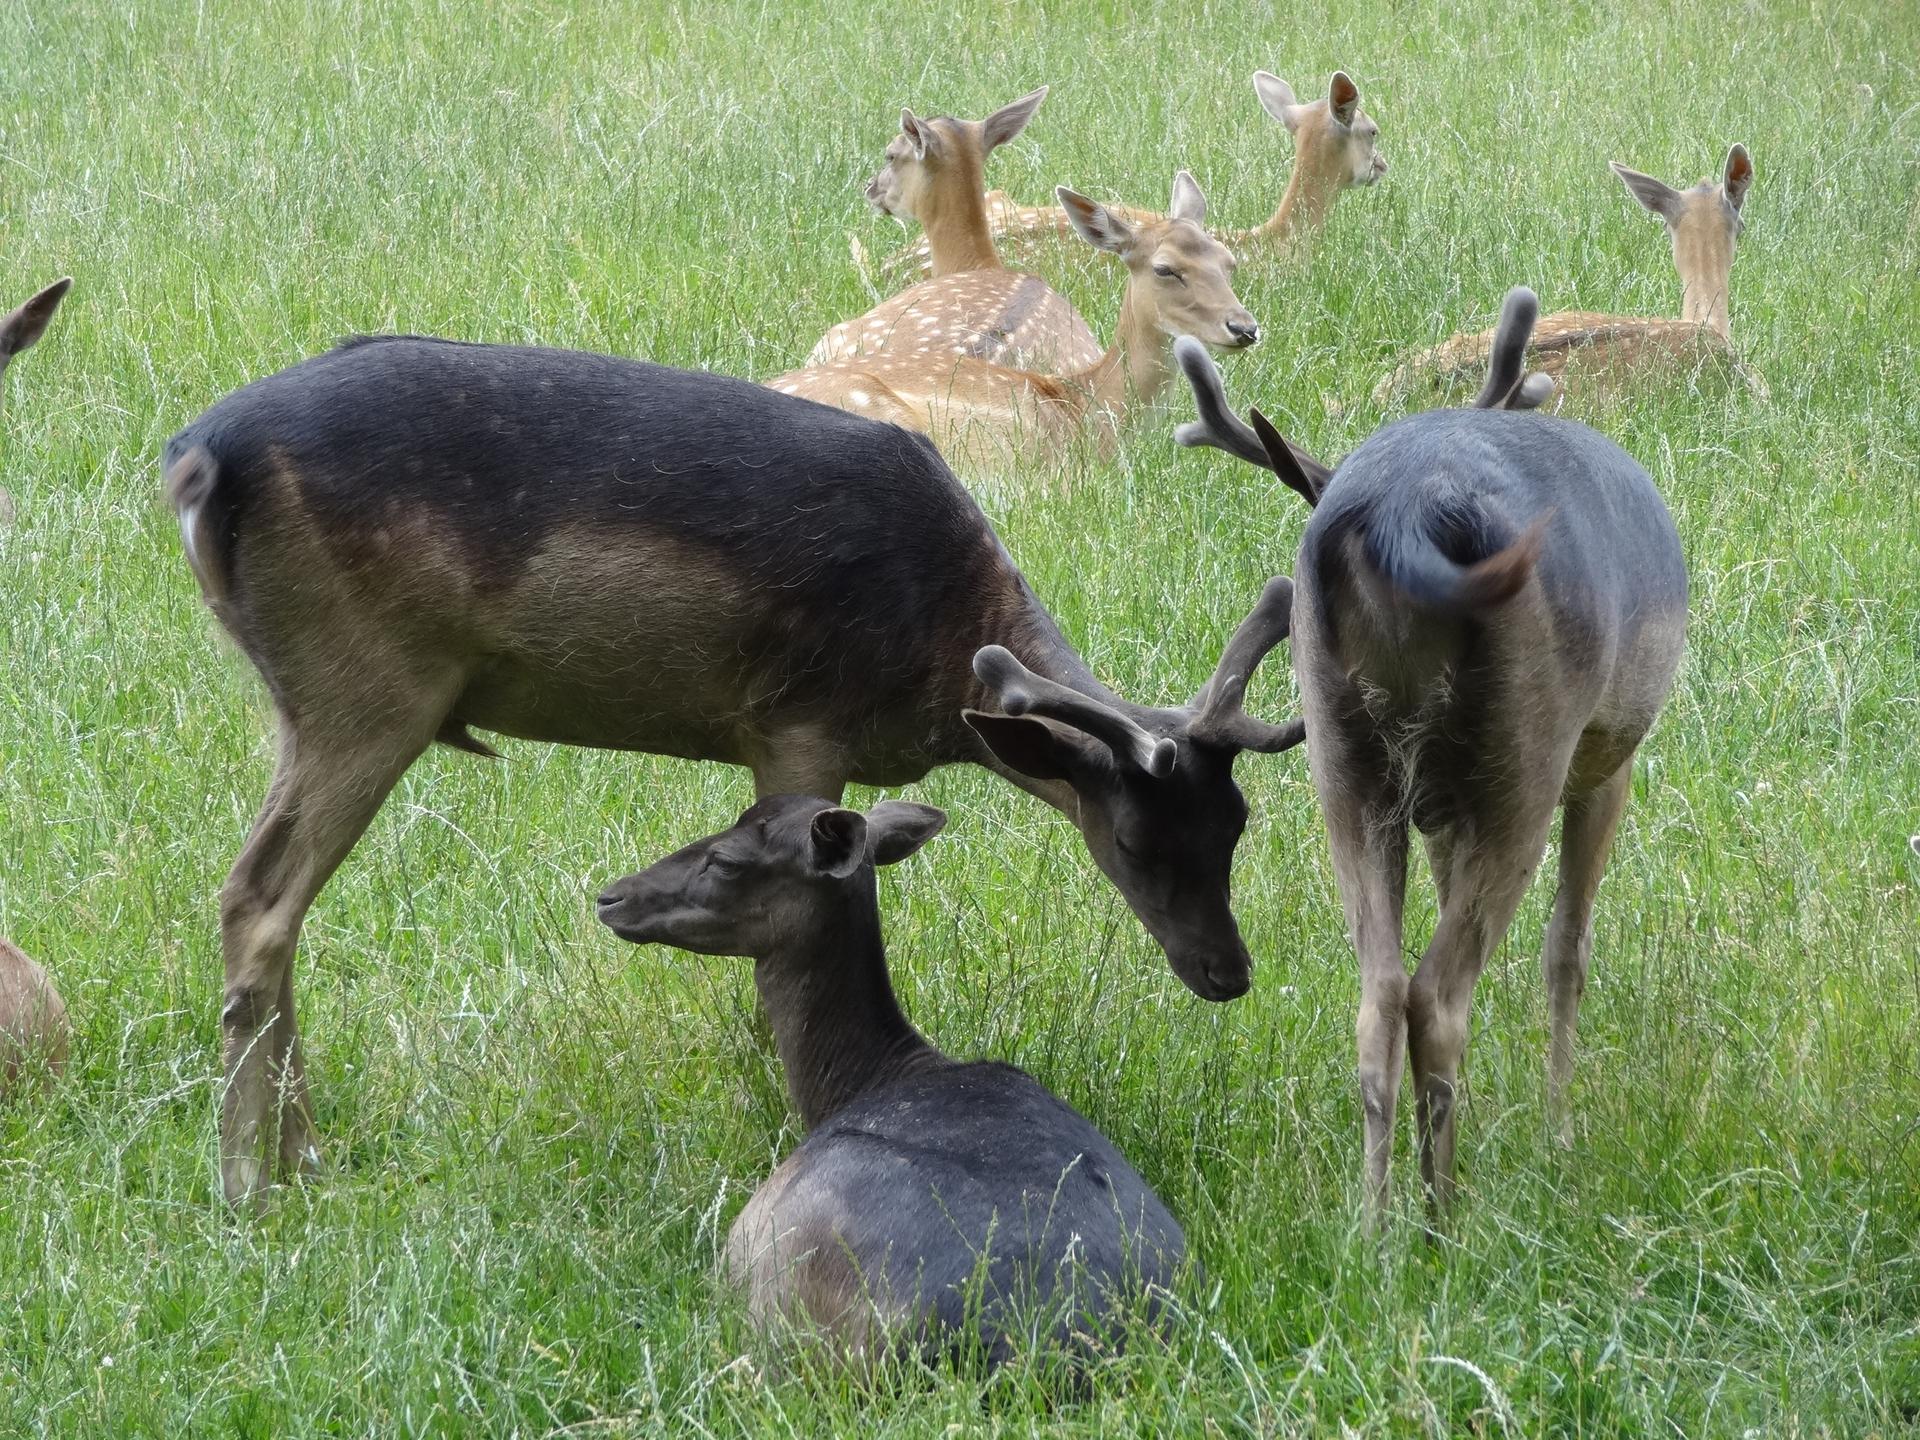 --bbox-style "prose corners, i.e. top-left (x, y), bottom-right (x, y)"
top-left (886, 70), bottom-right (1386, 278)
top-left (807, 88), bottom-right (1102, 373)
top-left (0, 277), bottom-right (74, 525)
top-left (168, 336), bottom-right (1300, 1205)
top-left (772, 173), bottom-right (1256, 476)
top-left (0, 938), bottom-right (70, 1093)
top-left (598, 796), bottom-right (1185, 1367)
top-left (1377, 146), bottom-right (1758, 404)
top-left (1179, 288), bottom-right (1687, 1222)
top-left (1172, 285), bottom-right (1556, 505)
